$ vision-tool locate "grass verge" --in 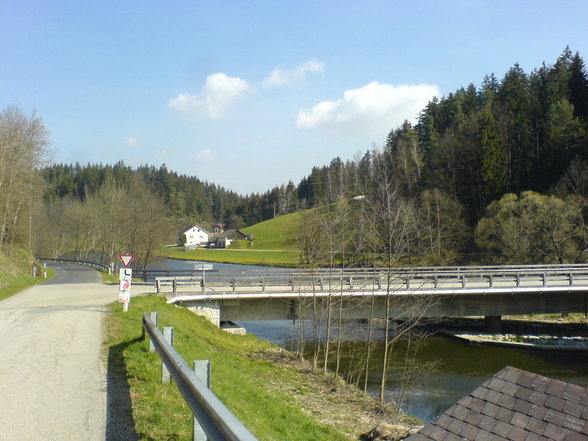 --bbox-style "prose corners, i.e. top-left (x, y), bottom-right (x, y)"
top-left (0, 249), bottom-right (51, 301)
top-left (105, 295), bottom-right (413, 440)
